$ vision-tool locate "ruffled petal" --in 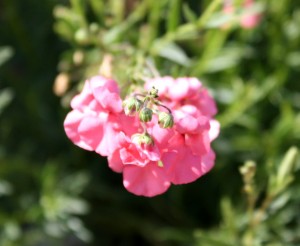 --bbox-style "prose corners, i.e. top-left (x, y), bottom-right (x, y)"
top-left (64, 110), bottom-right (93, 151)
top-left (77, 113), bottom-right (107, 150)
top-left (209, 119), bottom-right (220, 141)
top-left (123, 162), bottom-right (170, 197)
top-left (89, 76), bottom-right (119, 94)
top-left (95, 122), bottom-right (120, 156)
top-left (131, 136), bottom-right (161, 162)
top-left (175, 113), bottom-right (200, 134)
top-left (120, 145), bottom-right (145, 166)
top-left (162, 136), bottom-right (214, 185)
top-left (70, 82), bottom-right (93, 109)
top-left (93, 88), bottom-right (122, 113)
top-left (187, 77), bottom-right (201, 92)
top-left (151, 125), bottom-right (175, 149)
top-left (145, 77), bottom-right (171, 96)
top-left (200, 149), bottom-right (216, 175)
top-left (185, 132), bottom-right (210, 155)
top-left (168, 78), bottom-right (189, 100)
top-left (163, 147), bottom-right (203, 184)
top-left (198, 89), bottom-right (217, 117)
top-left (107, 150), bottom-right (124, 173)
